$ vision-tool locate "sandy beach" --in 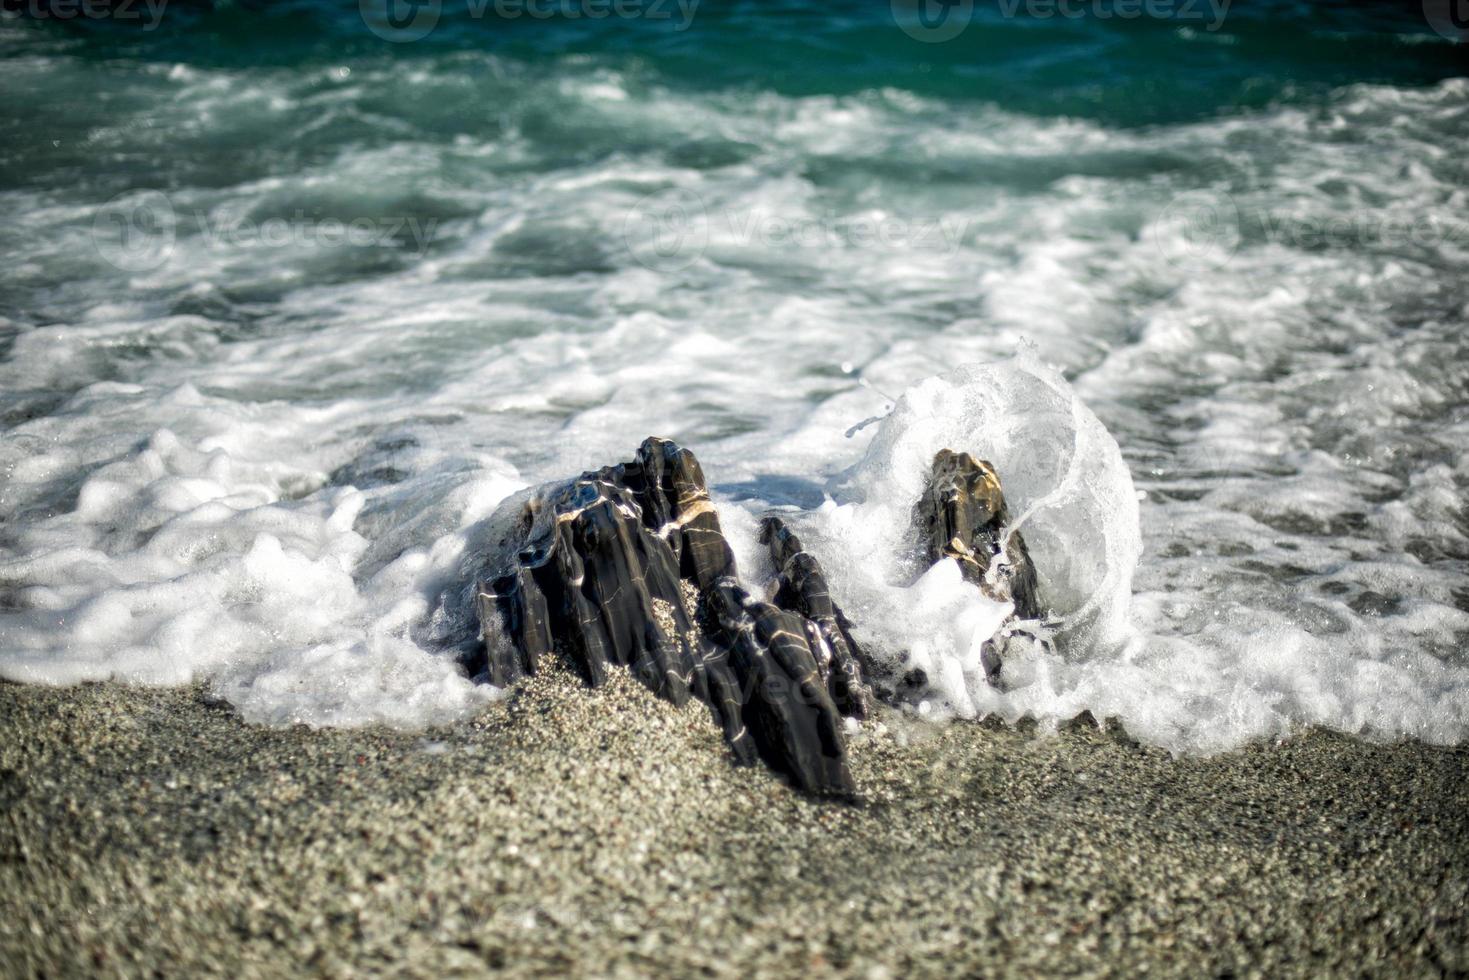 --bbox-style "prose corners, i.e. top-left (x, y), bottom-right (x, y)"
top-left (3, 671), bottom-right (1465, 977)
